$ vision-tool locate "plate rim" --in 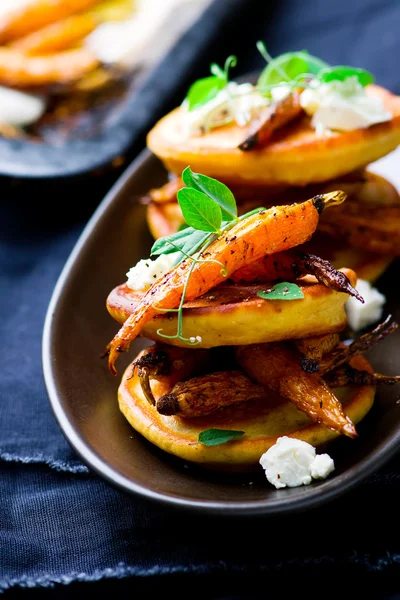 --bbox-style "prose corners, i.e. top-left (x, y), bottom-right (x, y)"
top-left (42, 148), bottom-right (400, 516)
